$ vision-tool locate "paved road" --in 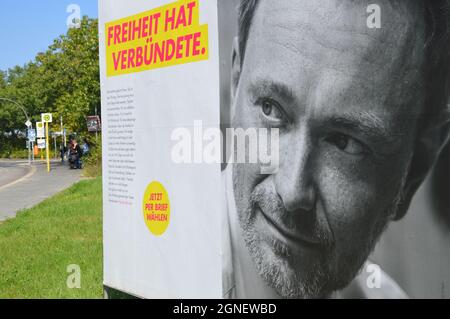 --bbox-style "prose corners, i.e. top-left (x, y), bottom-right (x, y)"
top-left (0, 160), bottom-right (31, 188)
top-left (0, 160), bottom-right (83, 222)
